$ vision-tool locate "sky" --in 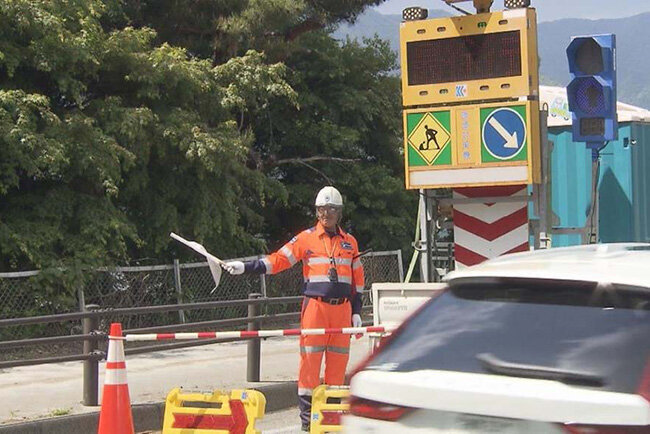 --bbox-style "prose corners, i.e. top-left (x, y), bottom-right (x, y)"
top-left (374, 0), bottom-right (650, 22)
